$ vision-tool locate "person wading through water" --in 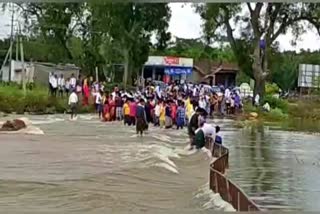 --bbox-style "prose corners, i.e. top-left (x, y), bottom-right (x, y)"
top-left (194, 121), bottom-right (216, 150)
top-left (187, 107), bottom-right (206, 150)
top-left (136, 98), bottom-right (147, 136)
top-left (68, 89), bottom-right (78, 120)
